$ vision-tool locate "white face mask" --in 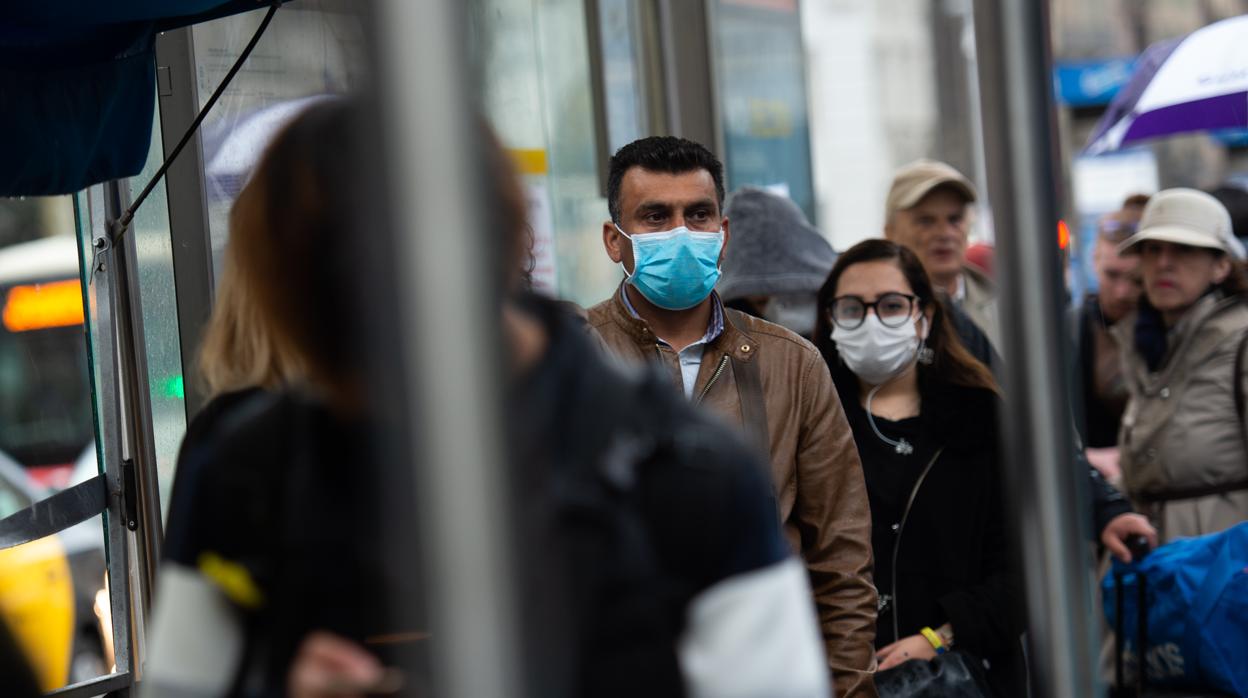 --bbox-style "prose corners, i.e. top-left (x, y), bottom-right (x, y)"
top-left (832, 314), bottom-right (925, 386)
